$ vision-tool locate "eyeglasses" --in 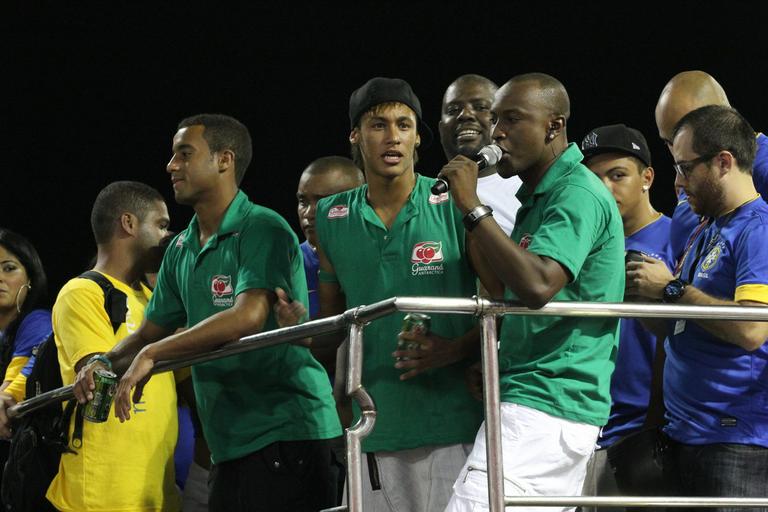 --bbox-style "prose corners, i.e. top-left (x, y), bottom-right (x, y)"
top-left (673, 152), bottom-right (719, 179)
